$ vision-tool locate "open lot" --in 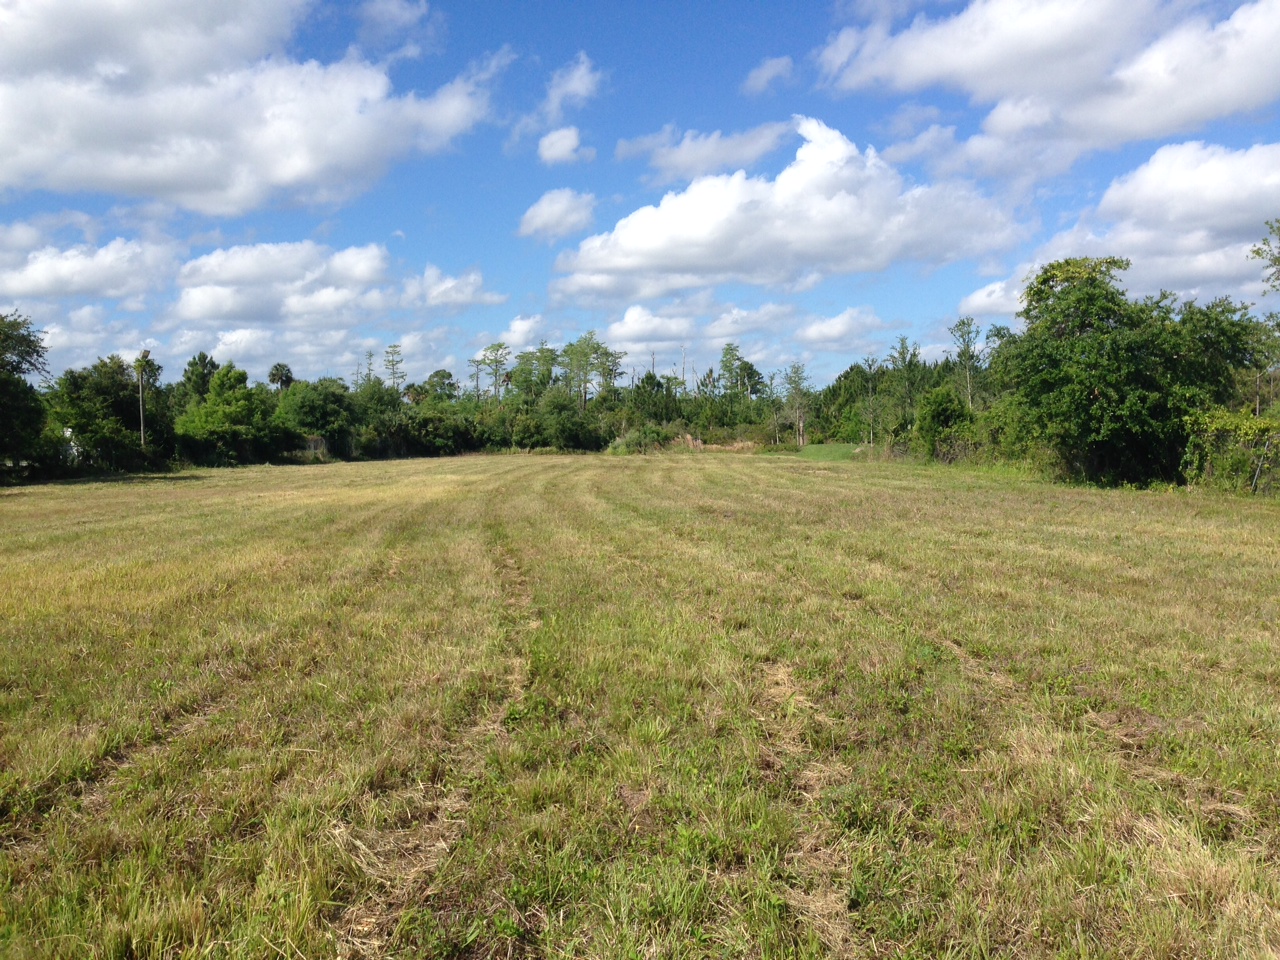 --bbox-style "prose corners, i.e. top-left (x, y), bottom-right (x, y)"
top-left (2, 453), bottom-right (1280, 958)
